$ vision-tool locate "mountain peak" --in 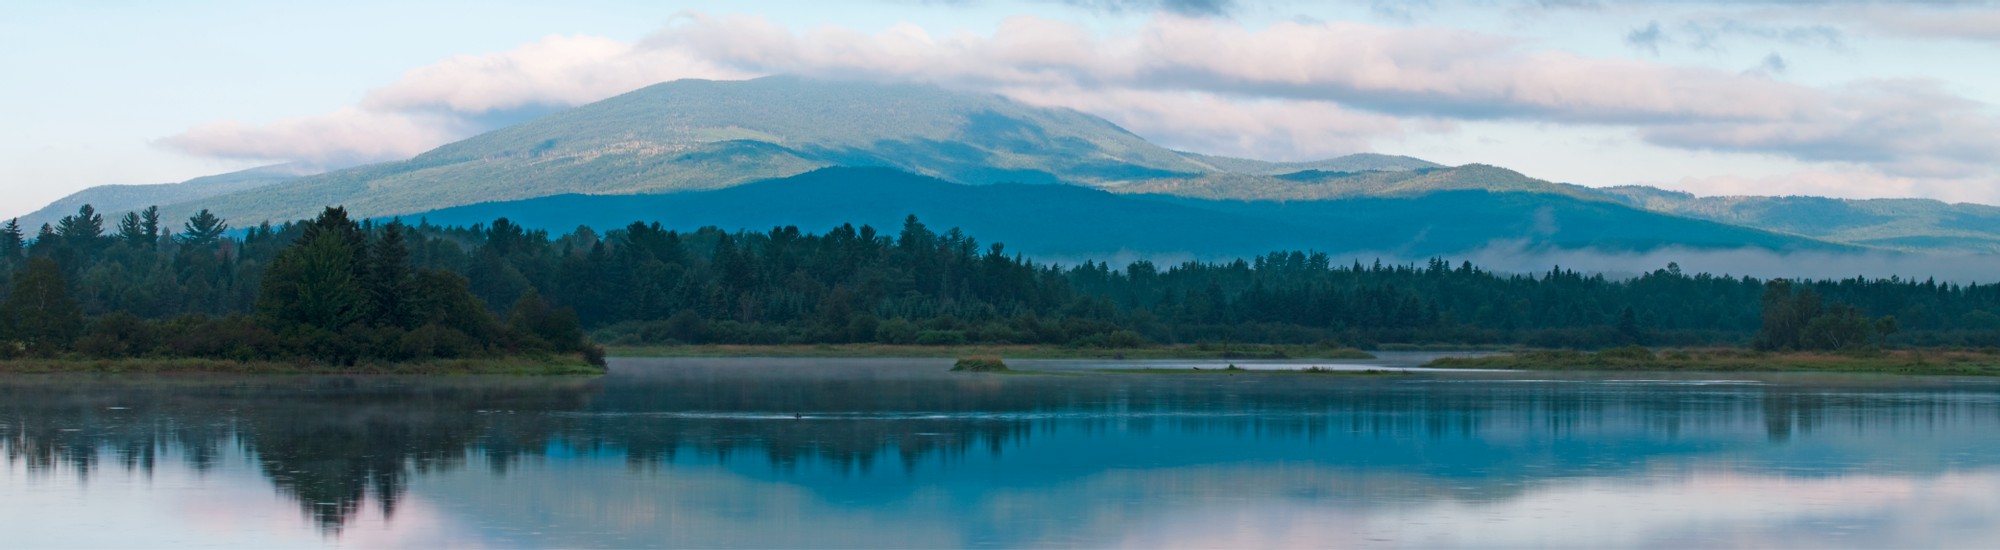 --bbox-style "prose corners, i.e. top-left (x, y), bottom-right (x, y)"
top-left (161, 77), bottom-right (1455, 223)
